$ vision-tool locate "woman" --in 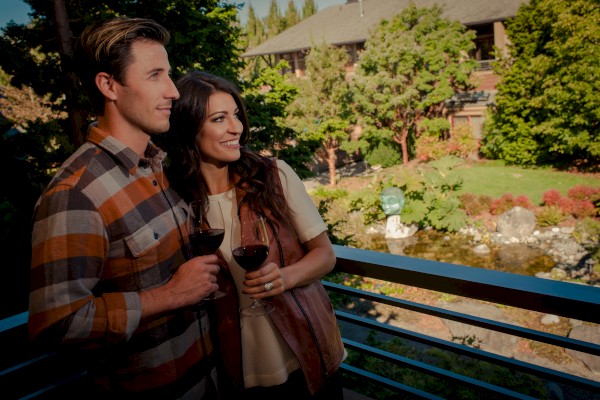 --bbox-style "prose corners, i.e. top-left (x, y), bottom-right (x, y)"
top-left (164, 71), bottom-right (345, 400)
